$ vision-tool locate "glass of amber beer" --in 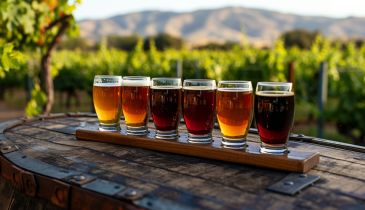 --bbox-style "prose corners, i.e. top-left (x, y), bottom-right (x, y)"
top-left (183, 79), bottom-right (216, 144)
top-left (254, 82), bottom-right (295, 154)
top-left (93, 75), bottom-right (122, 131)
top-left (122, 76), bottom-right (150, 135)
top-left (216, 81), bottom-right (253, 149)
top-left (150, 78), bottom-right (182, 139)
